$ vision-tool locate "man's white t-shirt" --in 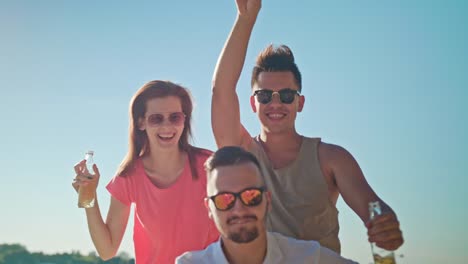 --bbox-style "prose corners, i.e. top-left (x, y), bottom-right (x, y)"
top-left (176, 232), bottom-right (358, 264)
